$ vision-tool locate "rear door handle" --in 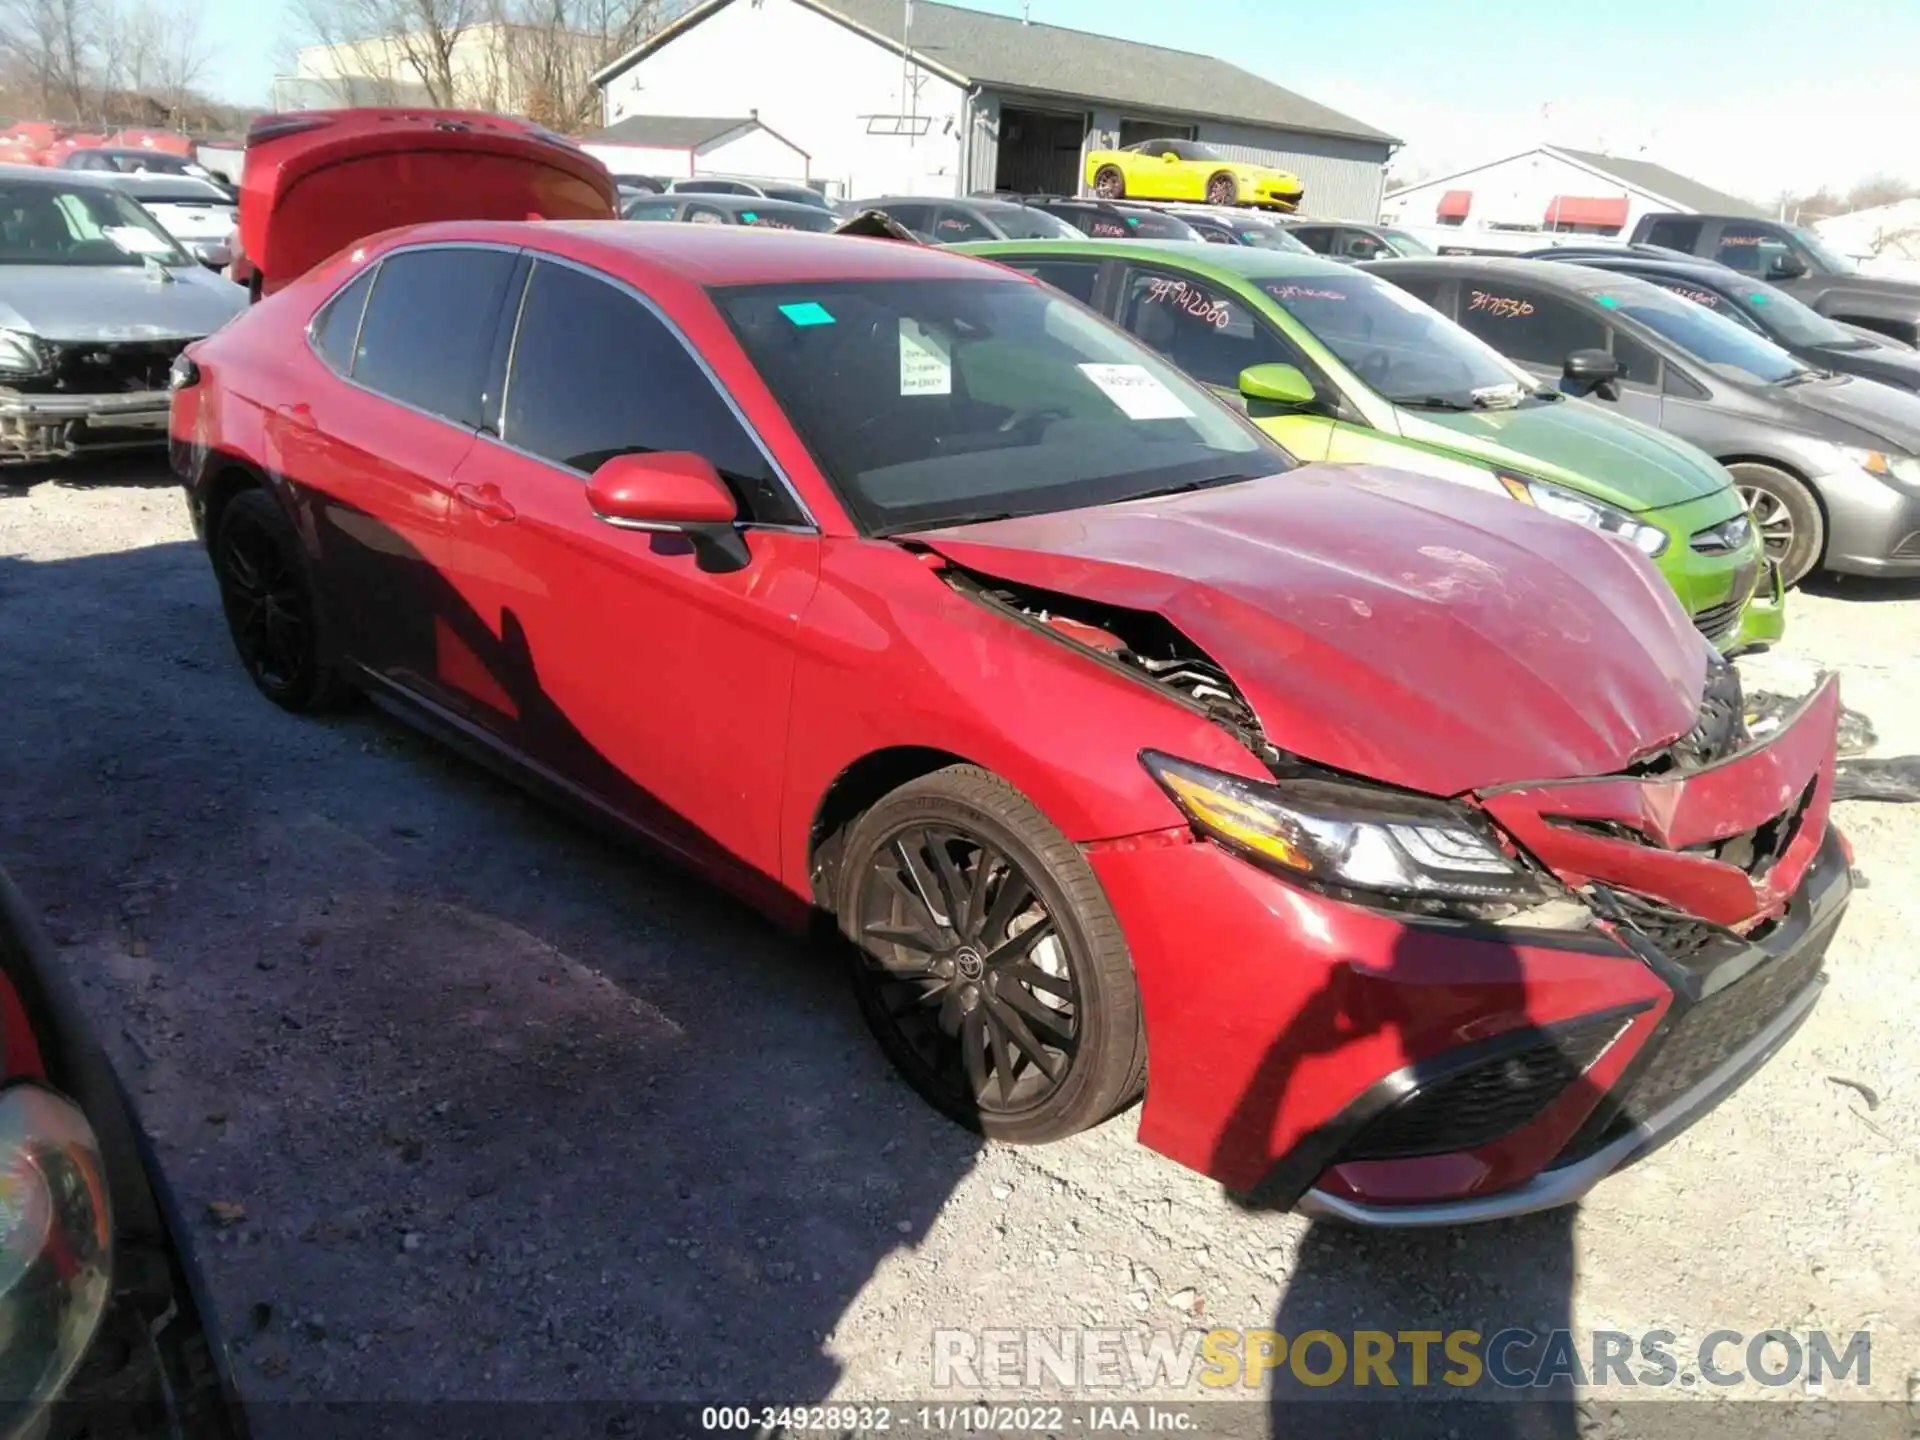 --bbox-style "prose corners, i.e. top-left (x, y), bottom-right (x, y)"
top-left (453, 482), bottom-right (516, 522)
